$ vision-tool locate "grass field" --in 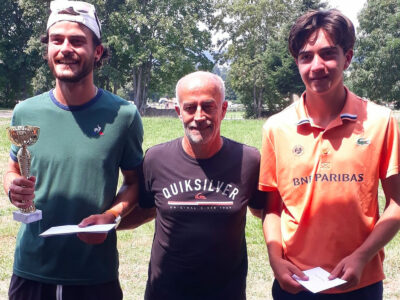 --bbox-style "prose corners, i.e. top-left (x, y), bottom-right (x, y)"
top-left (0, 115), bottom-right (399, 299)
